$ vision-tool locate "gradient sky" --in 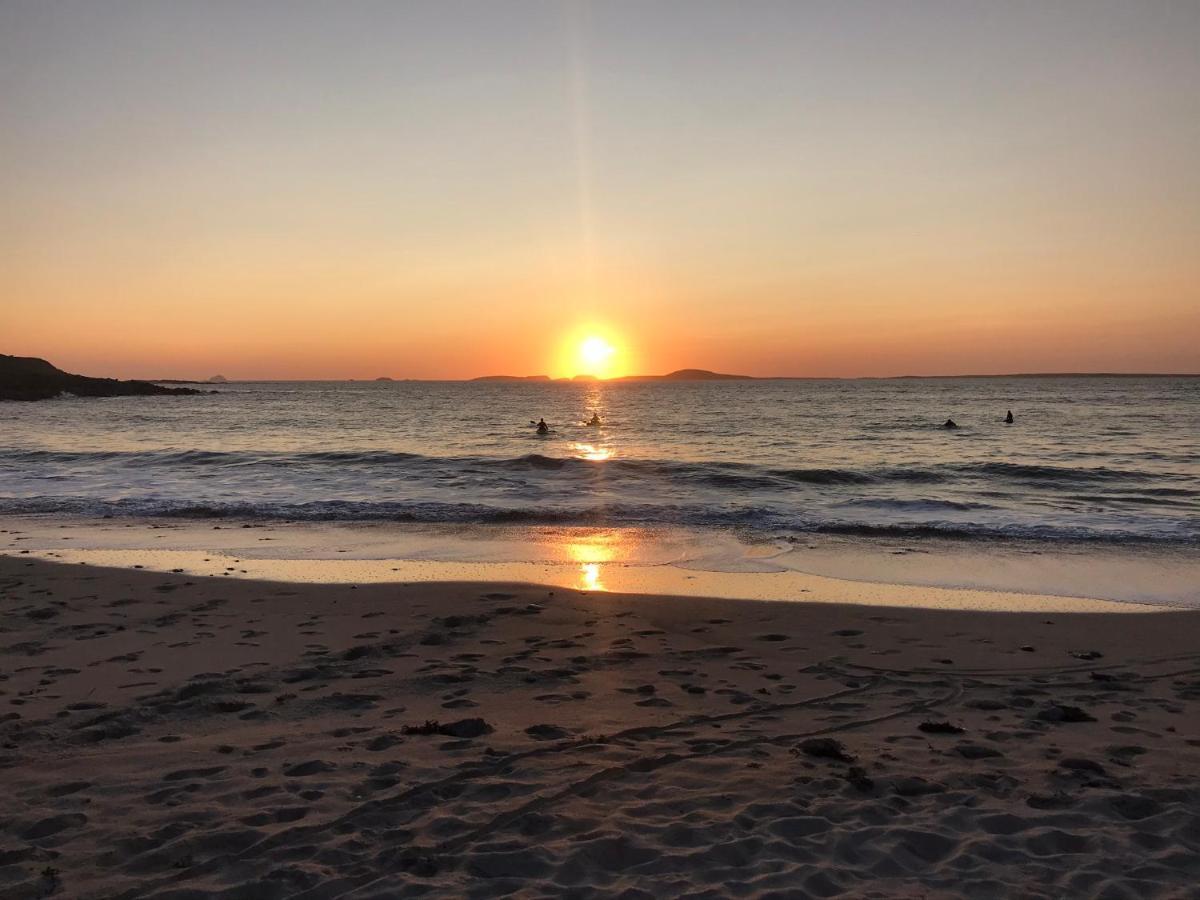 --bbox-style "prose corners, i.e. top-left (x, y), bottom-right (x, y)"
top-left (2, 0), bottom-right (1198, 379)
